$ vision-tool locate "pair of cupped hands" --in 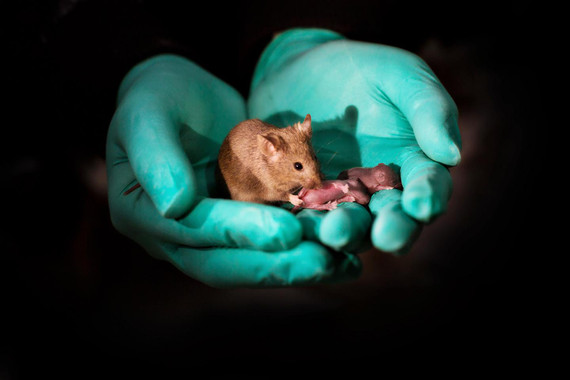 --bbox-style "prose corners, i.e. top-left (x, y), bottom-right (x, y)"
top-left (106, 29), bottom-right (461, 288)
